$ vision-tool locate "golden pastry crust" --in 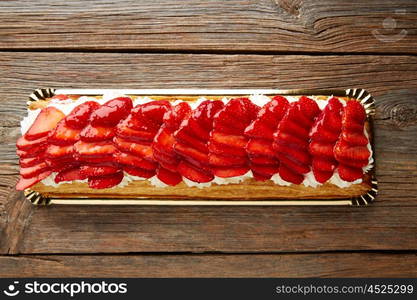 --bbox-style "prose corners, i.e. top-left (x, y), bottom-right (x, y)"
top-left (29, 94), bottom-right (374, 200)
